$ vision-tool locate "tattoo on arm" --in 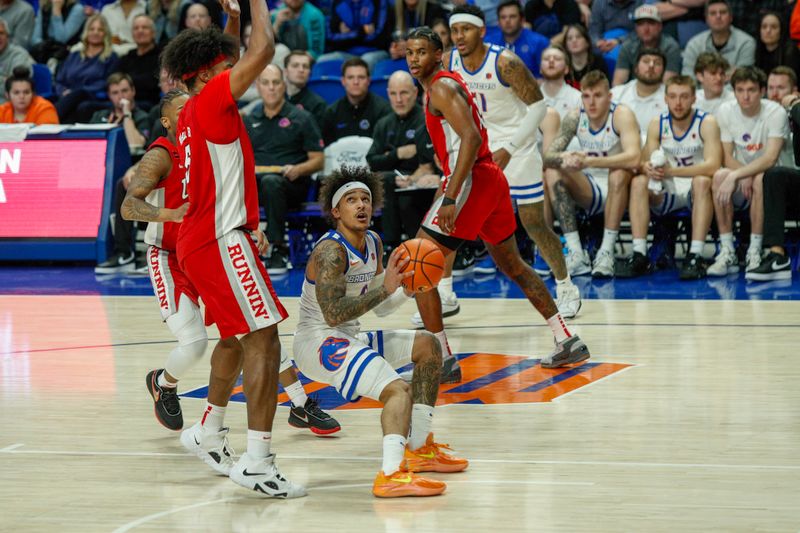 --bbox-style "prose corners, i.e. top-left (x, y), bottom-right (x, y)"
top-left (120, 150), bottom-right (171, 222)
top-left (314, 241), bottom-right (389, 327)
top-left (543, 111), bottom-right (580, 169)
top-left (499, 53), bottom-right (543, 105)
top-left (552, 180), bottom-right (578, 233)
top-left (412, 334), bottom-right (441, 406)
